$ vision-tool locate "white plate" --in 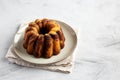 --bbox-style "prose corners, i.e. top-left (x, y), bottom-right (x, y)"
top-left (13, 20), bottom-right (77, 64)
